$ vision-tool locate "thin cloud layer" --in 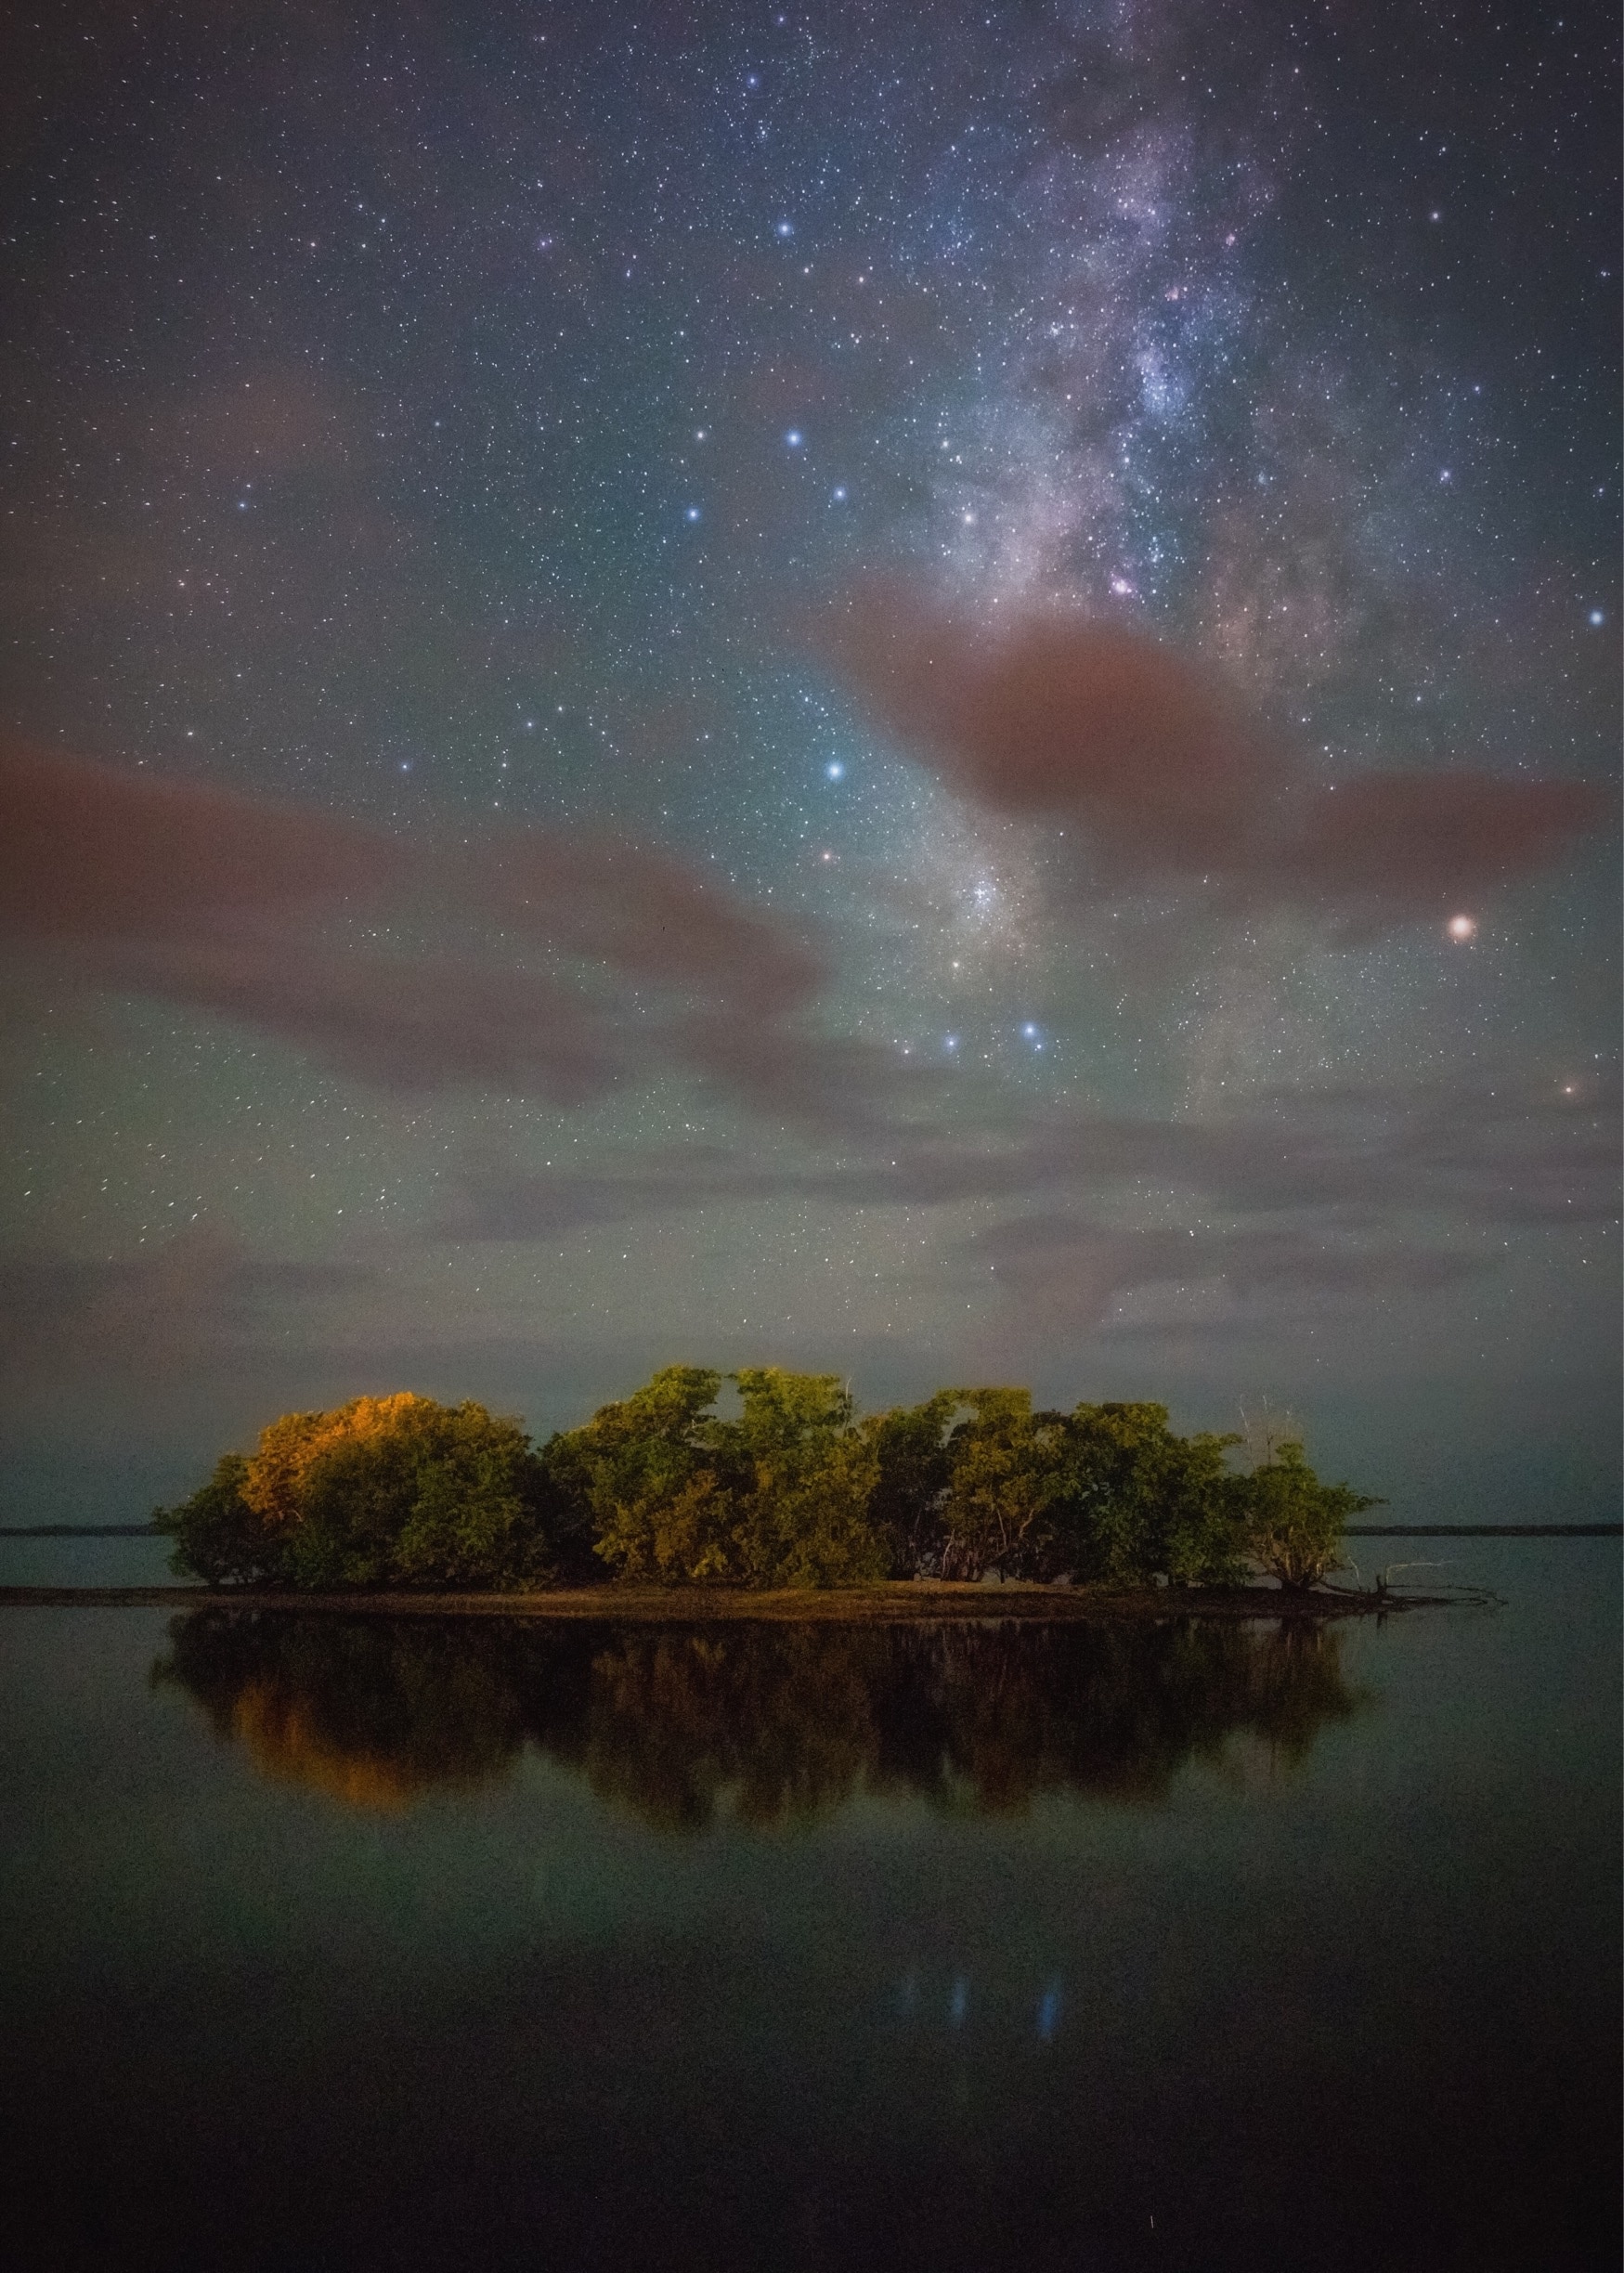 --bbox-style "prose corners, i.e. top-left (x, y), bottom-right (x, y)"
top-left (442, 1072), bottom-right (1618, 1264)
top-left (963, 1214), bottom-right (1483, 1339)
top-left (0, 743), bottom-right (823, 1102)
top-left (827, 588), bottom-right (1608, 924)
top-left (0, 1231), bottom-right (370, 1383)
